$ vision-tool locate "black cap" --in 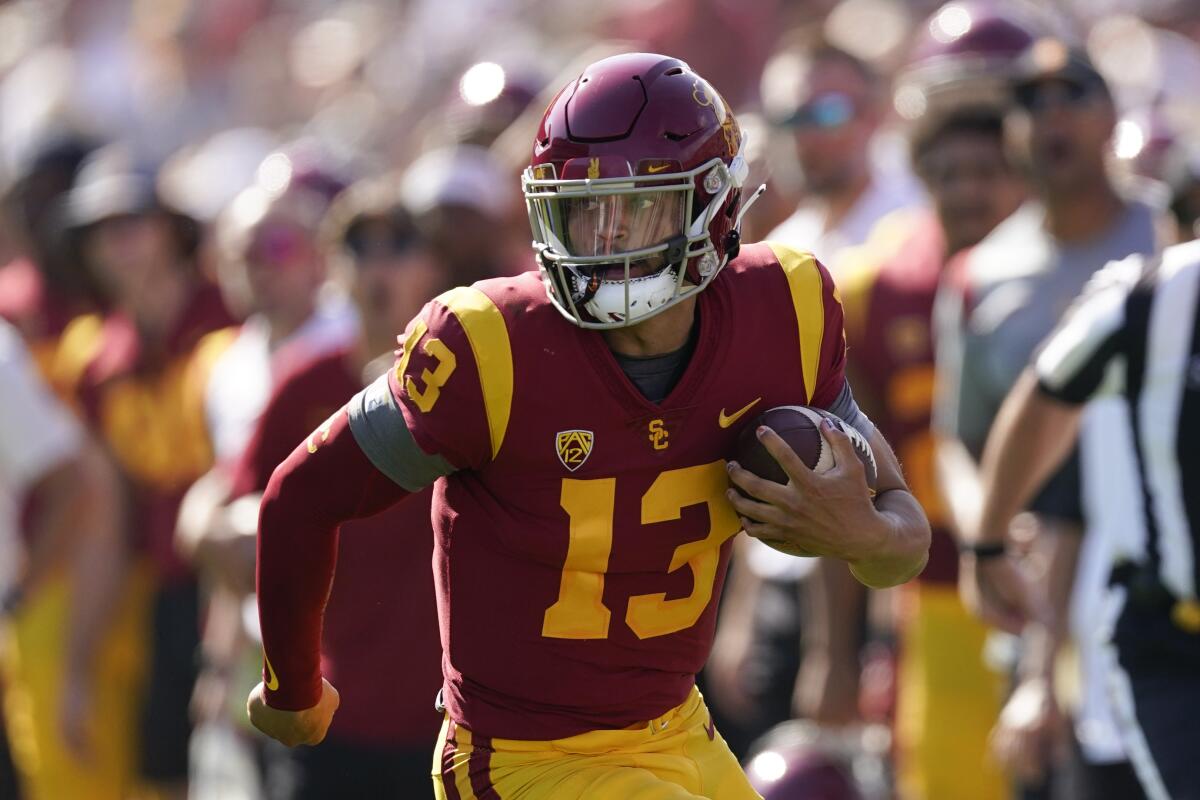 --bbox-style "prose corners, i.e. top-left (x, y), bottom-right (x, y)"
top-left (1010, 38), bottom-right (1109, 95)
top-left (62, 144), bottom-right (199, 255)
